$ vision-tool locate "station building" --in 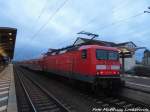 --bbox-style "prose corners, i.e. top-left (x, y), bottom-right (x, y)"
top-left (73, 37), bottom-right (137, 71)
top-left (0, 27), bottom-right (17, 65)
top-left (0, 27), bottom-right (17, 112)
